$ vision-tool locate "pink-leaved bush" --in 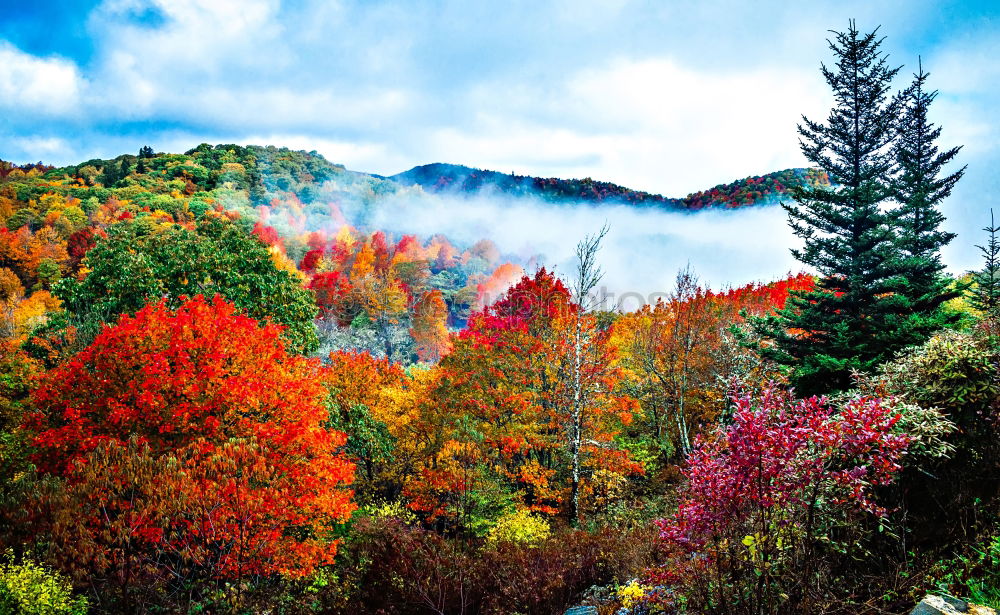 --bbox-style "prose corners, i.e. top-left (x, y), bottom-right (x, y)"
top-left (652, 388), bottom-right (910, 614)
